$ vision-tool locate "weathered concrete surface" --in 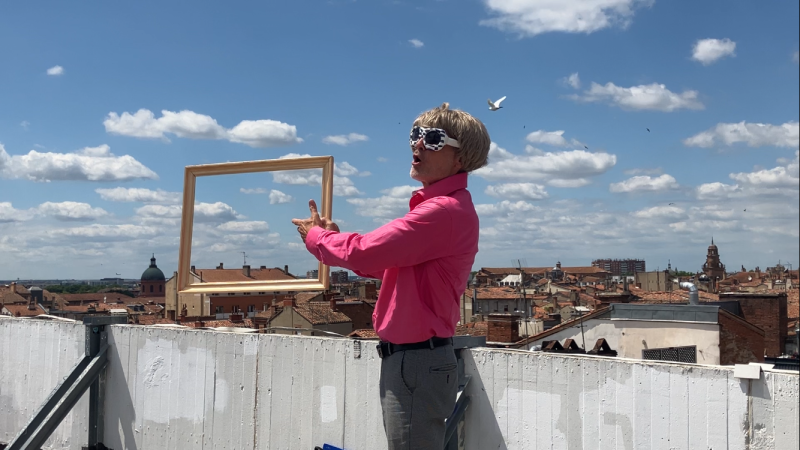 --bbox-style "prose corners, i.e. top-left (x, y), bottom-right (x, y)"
top-left (0, 319), bottom-right (89, 450)
top-left (1, 319), bottom-right (797, 450)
